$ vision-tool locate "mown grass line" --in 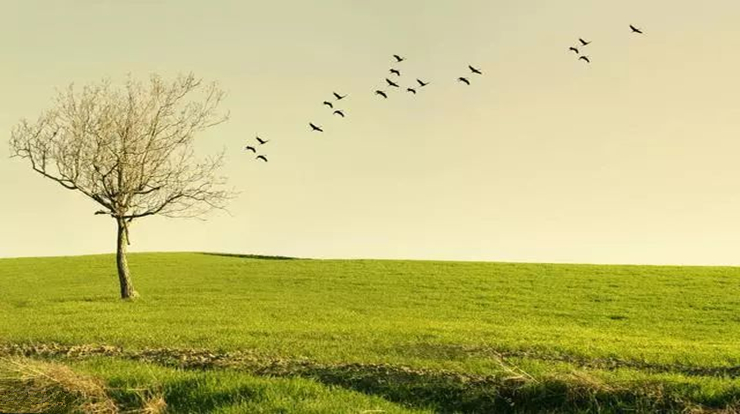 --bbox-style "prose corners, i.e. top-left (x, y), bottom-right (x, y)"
top-left (2, 342), bottom-right (739, 413)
